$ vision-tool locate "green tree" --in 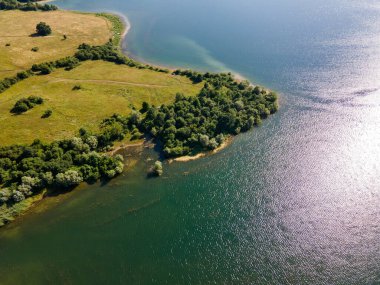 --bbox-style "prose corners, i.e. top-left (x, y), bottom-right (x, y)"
top-left (56, 170), bottom-right (83, 188)
top-left (152, 161), bottom-right (163, 176)
top-left (36, 22), bottom-right (51, 36)
top-left (41, 109), bottom-right (52, 118)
